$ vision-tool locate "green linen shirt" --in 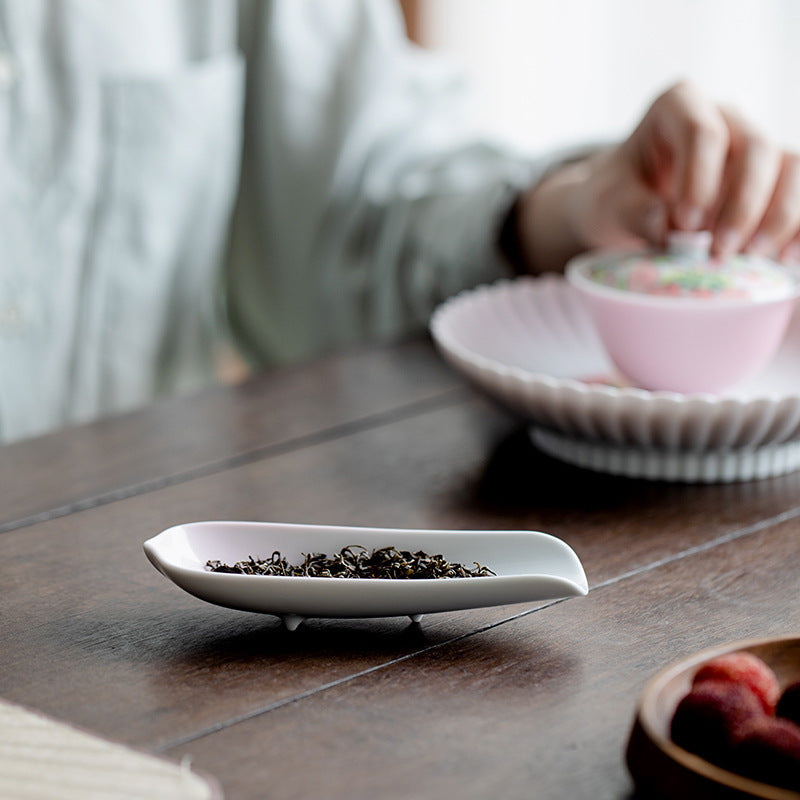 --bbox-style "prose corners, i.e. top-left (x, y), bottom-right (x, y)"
top-left (0, 0), bottom-right (541, 443)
